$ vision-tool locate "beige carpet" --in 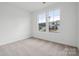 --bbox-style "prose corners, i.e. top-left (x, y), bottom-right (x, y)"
top-left (0, 38), bottom-right (77, 56)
